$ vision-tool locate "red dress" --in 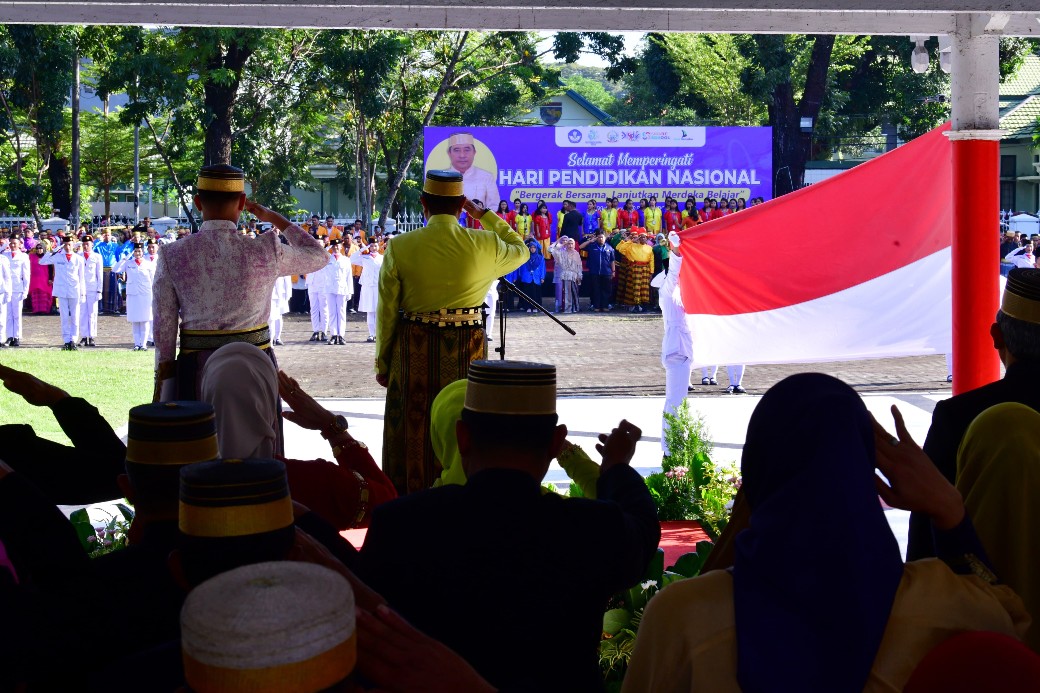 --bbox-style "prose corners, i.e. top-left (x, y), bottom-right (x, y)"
top-left (682, 215), bottom-right (699, 228)
top-left (28, 251), bottom-right (53, 314)
top-left (617, 209), bottom-right (636, 229)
